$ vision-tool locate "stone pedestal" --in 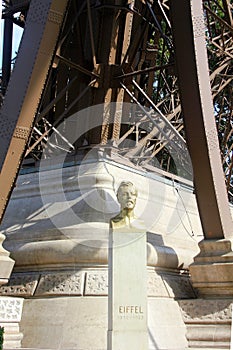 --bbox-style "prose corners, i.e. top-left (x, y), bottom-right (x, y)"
top-left (108, 229), bottom-right (148, 350)
top-left (179, 299), bottom-right (232, 349)
top-left (190, 239), bottom-right (233, 297)
top-left (187, 239), bottom-right (233, 349)
top-left (0, 297), bottom-right (24, 349)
